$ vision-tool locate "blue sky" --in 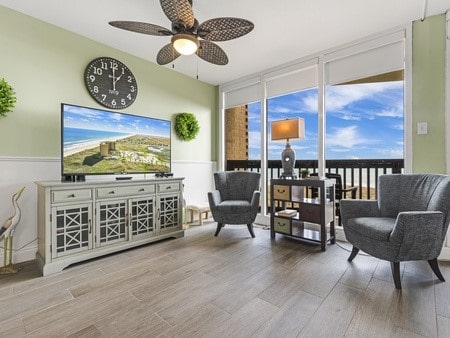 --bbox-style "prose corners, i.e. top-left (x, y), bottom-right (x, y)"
top-left (248, 81), bottom-right (404, 160)
top-left (63, 104), bottom-right (171, 137)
